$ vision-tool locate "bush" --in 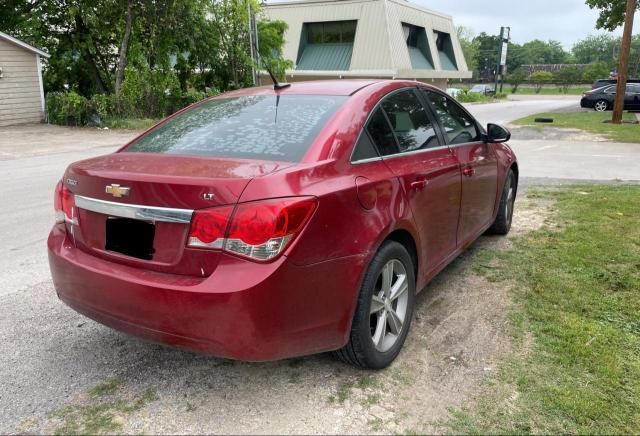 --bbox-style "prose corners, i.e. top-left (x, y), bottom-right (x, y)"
top-left (89, 94), bottom-right (114, 119)
top-left (494, 92), bottom-right (508, 99)
top-left (46, 91), bottom-right (89, 126)
top-left (119, 66), bottom-right (181, 118)
top-left (530, 71), bottom-right (554, 94)
top-left (456, 90), bottom-right (488, 103)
